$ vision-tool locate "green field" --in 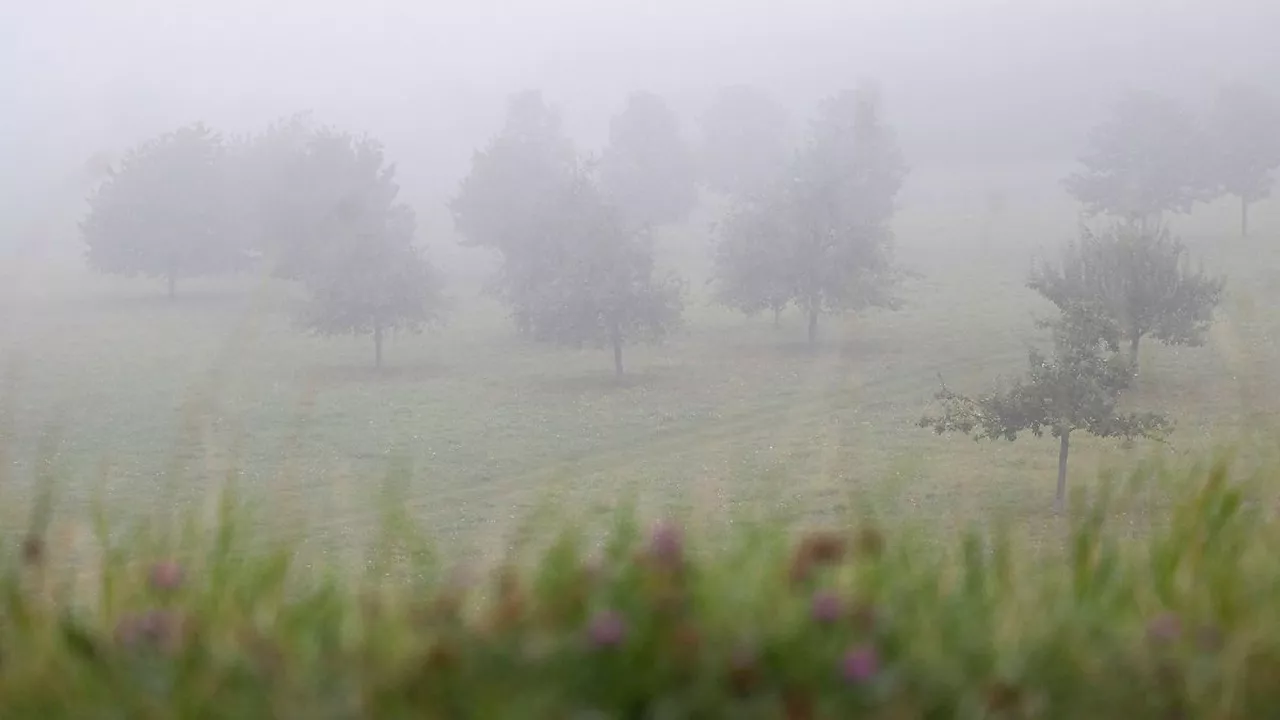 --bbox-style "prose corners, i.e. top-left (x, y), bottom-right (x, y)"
top-left (3, 166), bottom-right (1279, 563)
